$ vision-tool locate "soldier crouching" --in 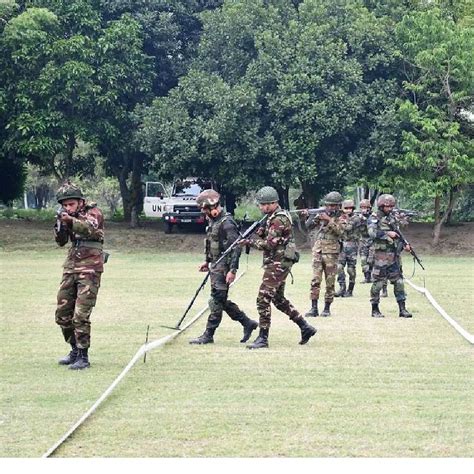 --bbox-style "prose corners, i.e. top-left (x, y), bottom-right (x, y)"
top-left (189, 190), bottom-right (258, 345)
top-left (54, 181), bottom-right (106, 370)
top-left (240, 186), bottom-right (317, 349)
